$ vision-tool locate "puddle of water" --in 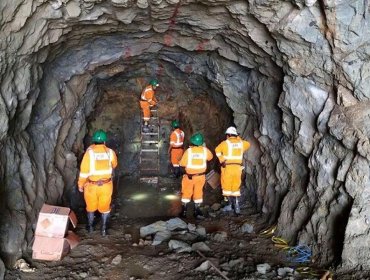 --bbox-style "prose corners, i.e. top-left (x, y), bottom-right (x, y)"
top-left (118, 176), bottom-right (182, 219)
